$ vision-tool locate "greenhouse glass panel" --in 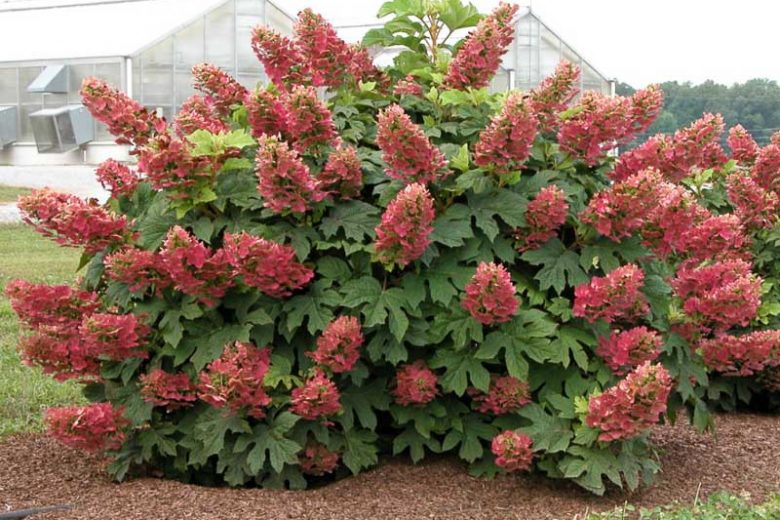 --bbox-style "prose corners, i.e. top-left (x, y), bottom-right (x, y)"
top-left (141, 37), bottom-right (174, 109)
top-left (267, 2), bottom-right (294, 36)
top-left (95, 63), bottom-right (123, 140)
top-left (68, 64), bottom-right (94, 101)
top-left (174, 19), bottom-right (205, 107)
top-left (205, 2), bottom-right (235, 73)
top-left (237, 0), bottom-right (264, 86)
top-left (19, 67), bottom-right (43, 141)
top-left (0, 68), bottom-right (17, 105)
